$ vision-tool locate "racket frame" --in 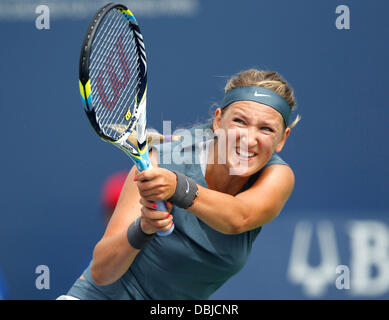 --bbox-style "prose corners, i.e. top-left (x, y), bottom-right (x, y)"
top-left (79, 3), bottom-right (145, 145)
top-left (78, 3), bottom-right (173, 236)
